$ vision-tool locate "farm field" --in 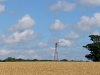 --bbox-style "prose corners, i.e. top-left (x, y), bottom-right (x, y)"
top-left (0, 62), bottom-right (100, 75)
